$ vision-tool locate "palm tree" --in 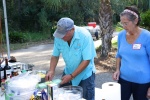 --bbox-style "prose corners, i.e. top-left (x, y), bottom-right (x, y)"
top-left (99, 0), bottom-right (114, 58)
